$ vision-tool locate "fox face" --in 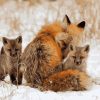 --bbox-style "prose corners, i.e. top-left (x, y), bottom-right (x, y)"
top-left (2, 36), bottom-right (22, 57)
top-left (68, 44), bottom-right (90, 66)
